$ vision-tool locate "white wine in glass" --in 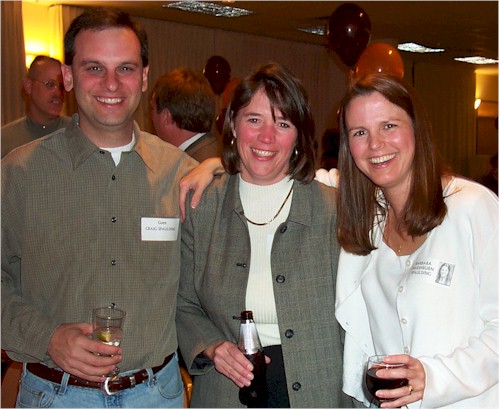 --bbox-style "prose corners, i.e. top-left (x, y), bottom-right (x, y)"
top-left (92, 305), bottom-right (126, 395)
